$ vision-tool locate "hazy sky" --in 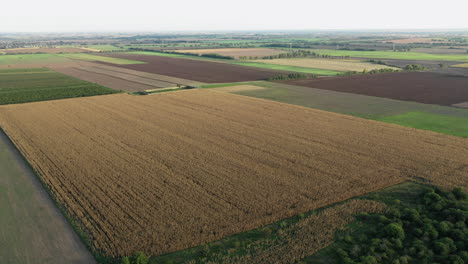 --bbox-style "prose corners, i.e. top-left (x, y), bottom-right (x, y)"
top-left (3, 0), bottom-right (468, 32)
